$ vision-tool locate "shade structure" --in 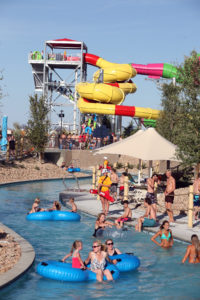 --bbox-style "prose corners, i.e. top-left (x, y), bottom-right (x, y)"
top-left (95, 128), bottom-right (179, 161)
